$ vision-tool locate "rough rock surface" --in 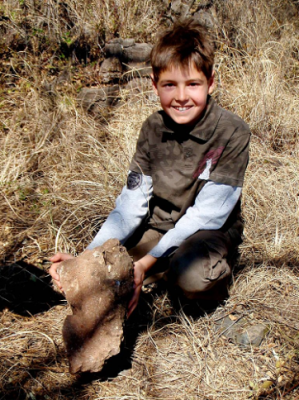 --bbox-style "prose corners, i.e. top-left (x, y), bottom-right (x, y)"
top-left (77, 86), bottom-right (120, 112)
top-left (215, 314), bottom-right (269, 347)
top-left (57, 239), bottom-right (134, 374)
top-left (99, 38), bottom-right (152, 83)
